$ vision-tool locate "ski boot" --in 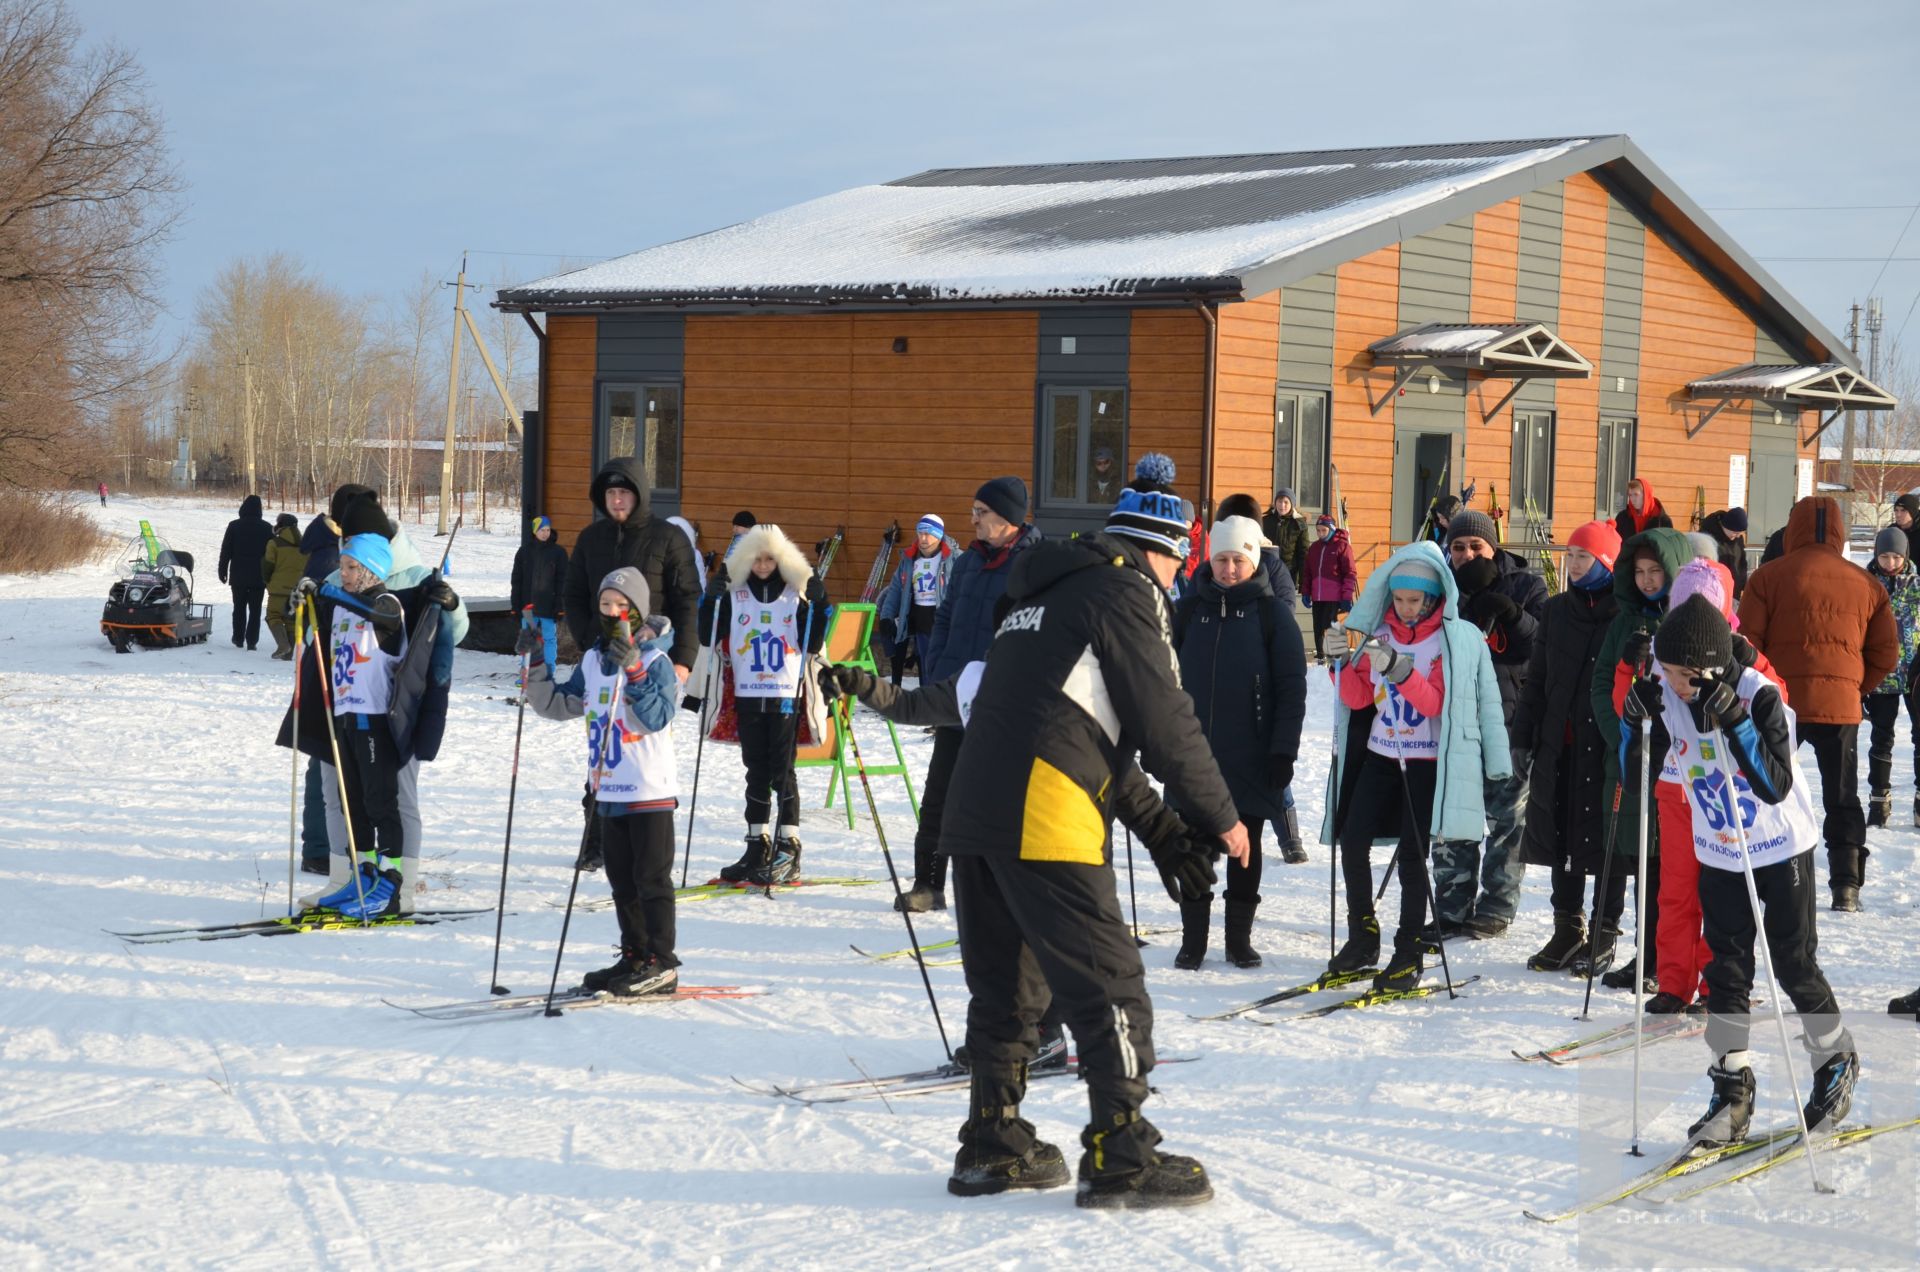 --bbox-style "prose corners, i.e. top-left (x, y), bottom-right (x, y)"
top-left (718, 833), bottom-right (772, 885)
top-left (1600, 956), bottom-right (1654, 992)
top-left (948, 1071), bottom-right (1069, 1197)
top-left (1328, 915), bottom-right (1380, 974)
top-left (1415, 918), bottom-right (1468, 954)
top-left (1803, 1030), bottom-right (1858, 1132)
top-left (579, 948), bottom-right (637, 994)
top-left (1644, 991), bottom-right (1691, 1015)
top-left (747, 832), bottom-right (801, 886)
top-left (606, 956), bottom-right (679, 998)
top-left (1174, 897), bottom-right (1210, 970)
top-left (335, 867), bottom-right (400, 920)
top-left (893, 886), bottom-right (946, 913)
top-left (1528, 911), bottom-right (1586, 971)
top-left (1687, 1053), bottom-right (1755, 1149)
top-left (313, 860), bottom-right (379, 911)
top-left (1033, 1025), bottom-right (1069, 1073)
top-left (1223, 898), bottom-right (1262, 969)
top-left (1889, 987), bottom-right (1920, 1021)
top-left (1373, 934), bottom-right (1423, 991)
top-left (1075, 1103), bottom-right (1211, 1210)
top-left (1868, 792), bottom-right (1891, 829)
top-left (1571, 924), bottom-right (1621, 978)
